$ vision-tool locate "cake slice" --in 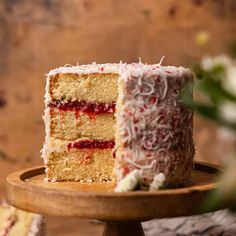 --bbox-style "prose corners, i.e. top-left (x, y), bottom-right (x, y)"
top-left (42, 64), bottom-right (120, 182)
top-left (0, 202), bottom-right (44, 236)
